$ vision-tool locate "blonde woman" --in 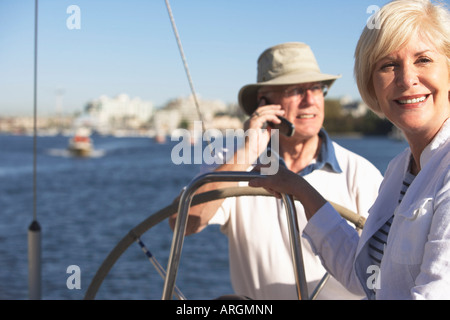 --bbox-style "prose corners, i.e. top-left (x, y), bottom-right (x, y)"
top-left (250, 0), bottom-right (450, 299)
